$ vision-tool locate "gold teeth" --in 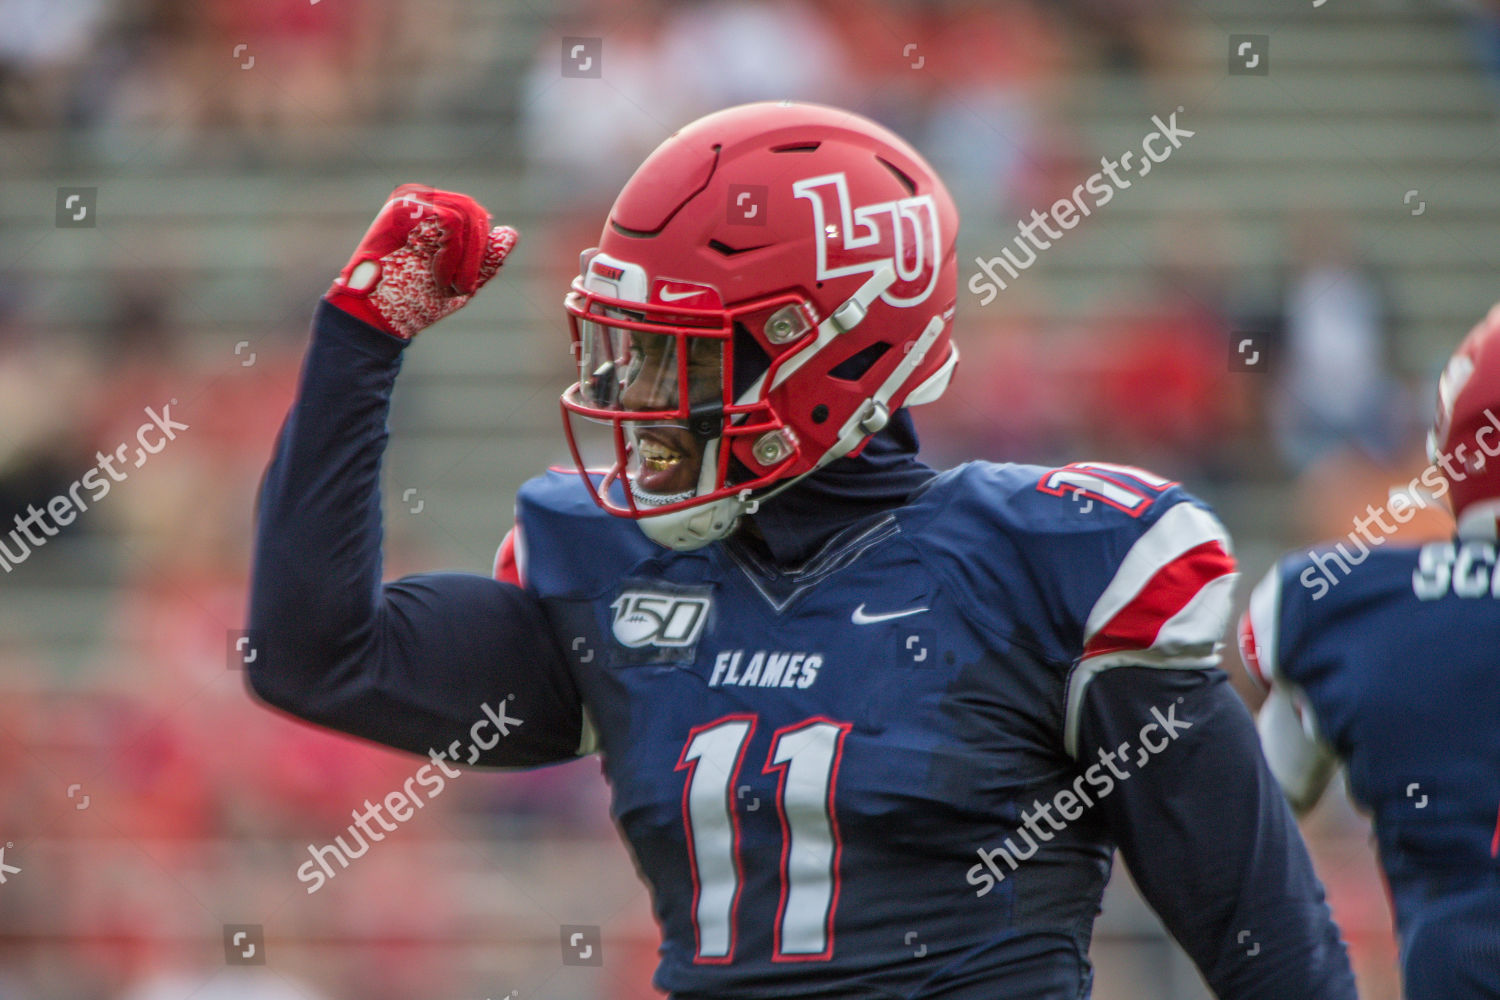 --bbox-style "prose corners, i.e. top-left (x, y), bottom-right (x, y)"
top-left (637, 439), bottom-right (682, 469)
